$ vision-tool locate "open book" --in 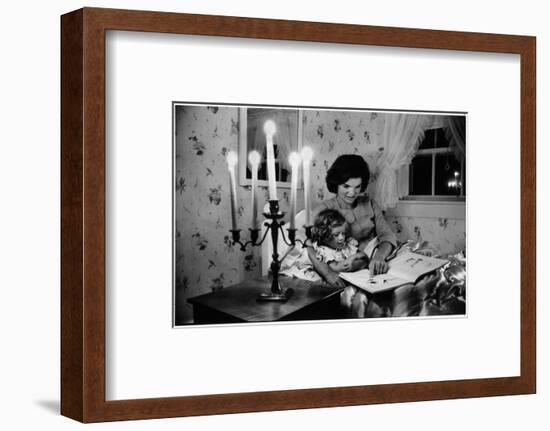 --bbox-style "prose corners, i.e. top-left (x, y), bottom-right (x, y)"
top-left (339, 252), bottom-right (448, 294)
